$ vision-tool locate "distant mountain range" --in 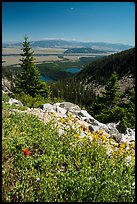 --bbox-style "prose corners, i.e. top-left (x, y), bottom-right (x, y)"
top-left (2, 39), bottom-right (133, 52)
